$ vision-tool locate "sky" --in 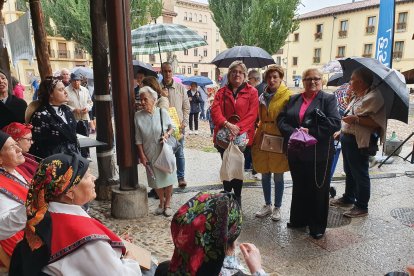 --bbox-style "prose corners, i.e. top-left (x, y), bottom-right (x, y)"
top-left (192, 0), bottom-right (359, 14)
